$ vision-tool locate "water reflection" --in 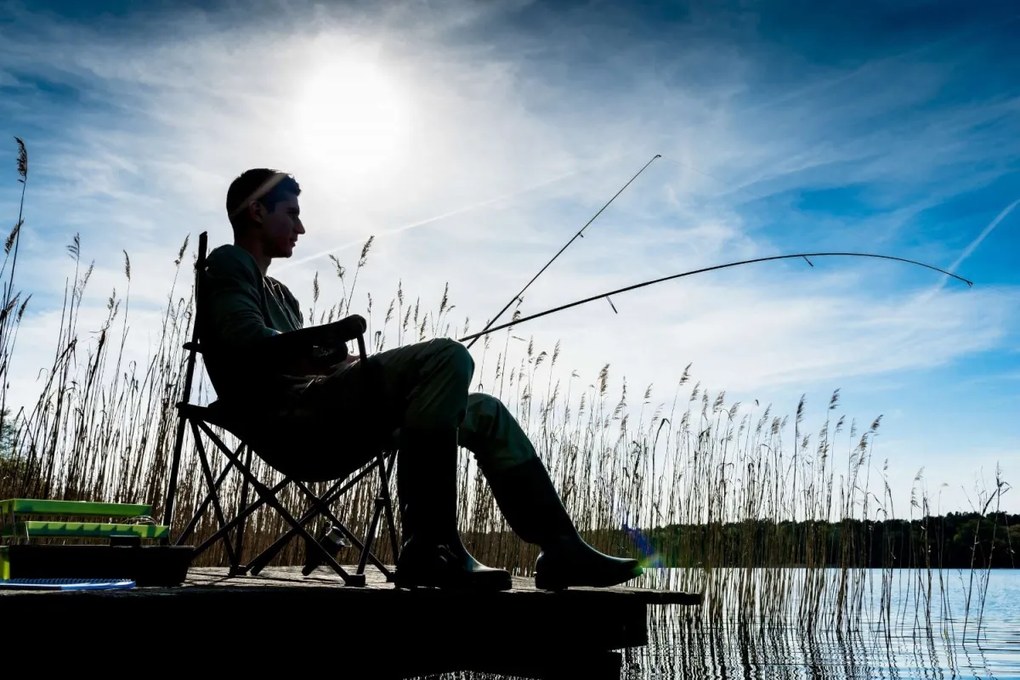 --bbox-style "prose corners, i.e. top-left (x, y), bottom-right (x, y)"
top-left (406, 569), bottom-right (1019, 679)
top-left (634, 568), bottom-right (1019, 679)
